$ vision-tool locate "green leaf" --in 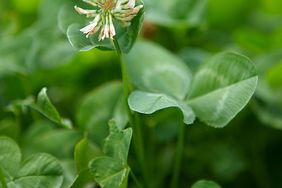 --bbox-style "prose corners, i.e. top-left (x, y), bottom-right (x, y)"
top-left (187, 52), bottom-right (258, 127)
top-left (126, 41), bottom-right (195, 124)
top-left (90, 156), bottom-right (130, 188)
top-left (76, 82), bottom-right (127, 146)
top-left (103, 122), bottom-right (133, 164)
top-left (128, 91), bottom-right (195, 124)
top-left (89, 123), bottom-right (132, 188)
top-left (28, 88), bottom-right (72, 129)
top-left (126, 42), bottom-right (257, 127)
top-left (16, 154), bottom-right (63, 177)
top-left (0, 137), bottom-right (21, 176)
top-left (191, 180), bottom-right (221, 188)
top-left (125, 41), bottom-right (192, 100)
top-left (74, 138), bottom-right (102, 172)
top-left (0, 137), bottom-right (63, 188)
